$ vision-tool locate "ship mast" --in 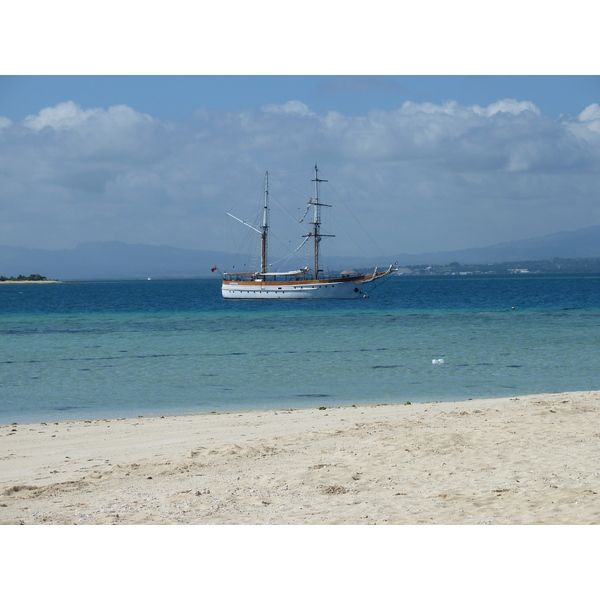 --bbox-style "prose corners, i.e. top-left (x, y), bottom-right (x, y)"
top-left (308, 164), bottom-right (332, 279)
top-left (261, 171), bottom-right (269, 274)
